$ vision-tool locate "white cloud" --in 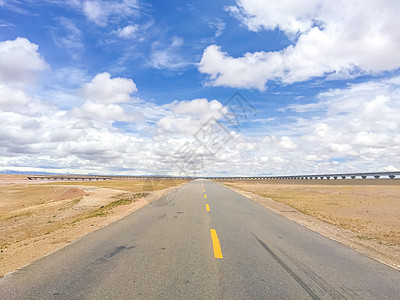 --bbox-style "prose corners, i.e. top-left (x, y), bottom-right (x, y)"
top-left (208, 19), bottom-right (225, 37)
top-left (83, 1), bottom-right (103, 24)
top-left (284, 76), bottom-right (400, 170)
top-left (200, 0), bottom-right (400, 90)
top-left (69, 72), bottom-right (139, 123)
top-left (52, 17), bottom-right (83, 58)
top-left (227, 0), bottom-right (322, 35)
top-left (278, 136), bottom-right (297, 150)
top-left (171, 98), bottom-right (224, 117)
top-left (76, 101), bottom-right (136, 122)
top-left (115, 24), bottom-right (138, 38)
top-left (272, 156), bottom-right (287, 164)
top-left (1, 35), bottom-right (399, 176)
top-left (384, 165), bottom-right (399, 172)
top-left (150, 37), bottom-right (192, 70)
top-left (0, 37), bottom-right (47, 87)
top-left (3, 73), bottom-right (399, 176)
top-left (199, 45), bottom-right (283, 90)
top-left (0, 84), bottom-right (31, 109)
top-left (155, 98), bottom-right (226, 136)
top-left (82, 0), bottom-right (139, 27)
top-left (80, 72), bottom-right (137, 104)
